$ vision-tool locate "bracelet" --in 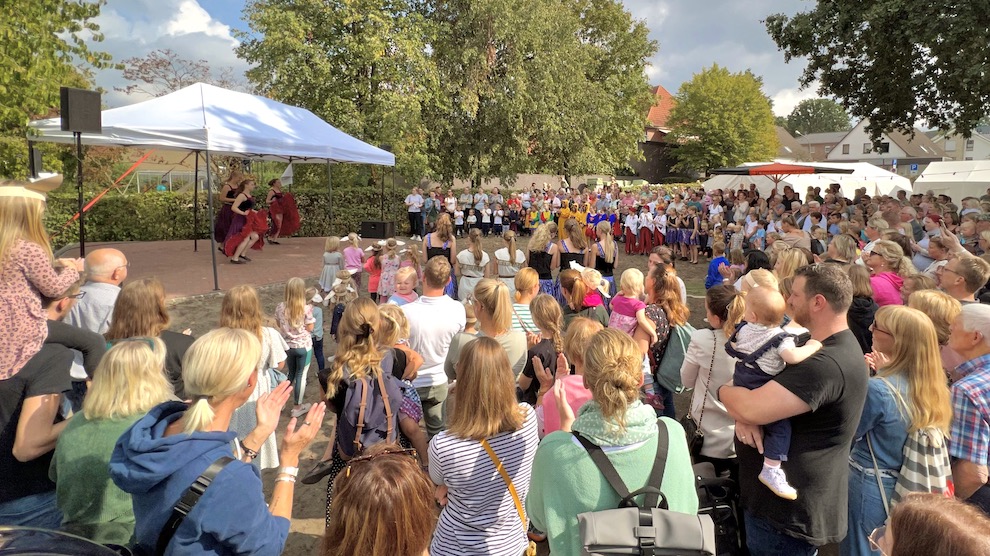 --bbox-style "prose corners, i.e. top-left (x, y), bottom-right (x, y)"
top-left (280, 466), bottom-right (299, 477)
top-left (239, 439), bottom-right (259, 460)
top-left (275, 475), bottom-right (296, 484)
